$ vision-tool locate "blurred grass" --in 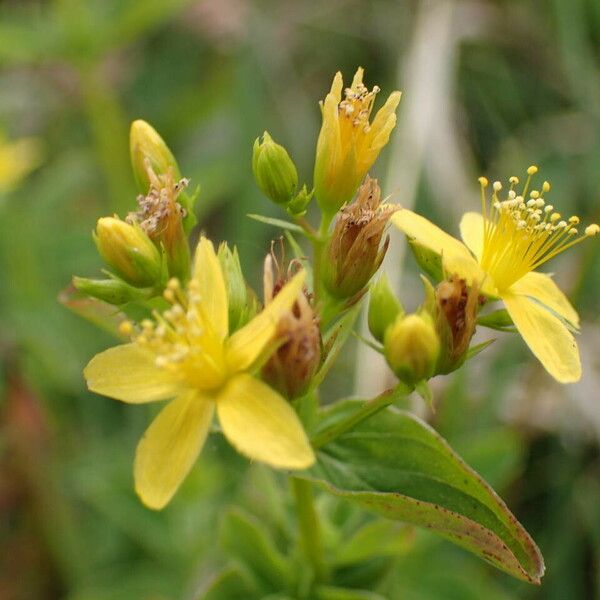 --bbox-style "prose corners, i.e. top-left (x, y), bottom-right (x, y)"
top-left (0, 0), bottom-right (599, 598)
